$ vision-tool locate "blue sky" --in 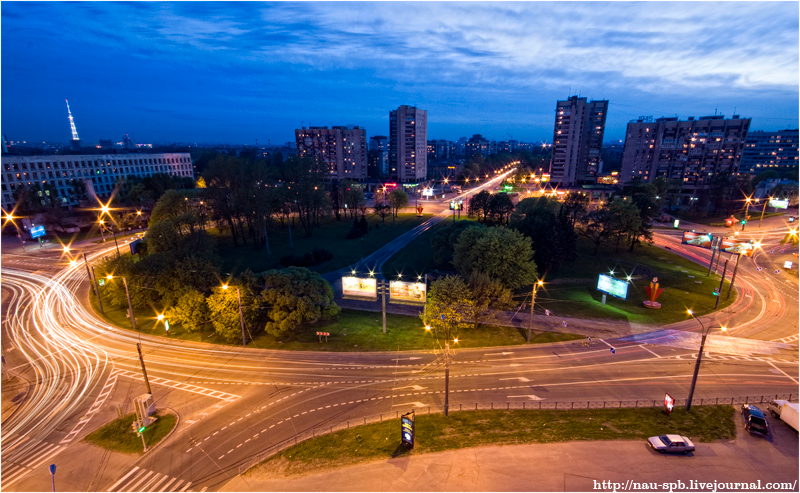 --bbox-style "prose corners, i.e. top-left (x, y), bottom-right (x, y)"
top-left (2, 2), bottom-right (798, 145)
